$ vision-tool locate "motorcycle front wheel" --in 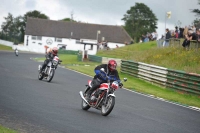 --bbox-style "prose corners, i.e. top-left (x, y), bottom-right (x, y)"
top-left (81, 99), bottom-right (90, 110)
top-left (47, 69), bottom-right (55, 82)
top-left (38, 72), bottom-right (44, 80)
top-left (101, 96), bottom-right (115, 116)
